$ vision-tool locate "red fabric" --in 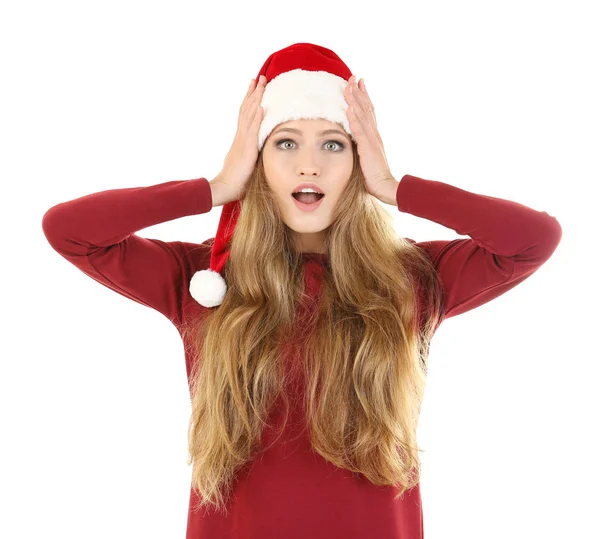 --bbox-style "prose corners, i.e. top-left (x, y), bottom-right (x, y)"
top-left (255, 42), bottom-right (353, 88)
top-left (42, 174), bottom-right (562, 538)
